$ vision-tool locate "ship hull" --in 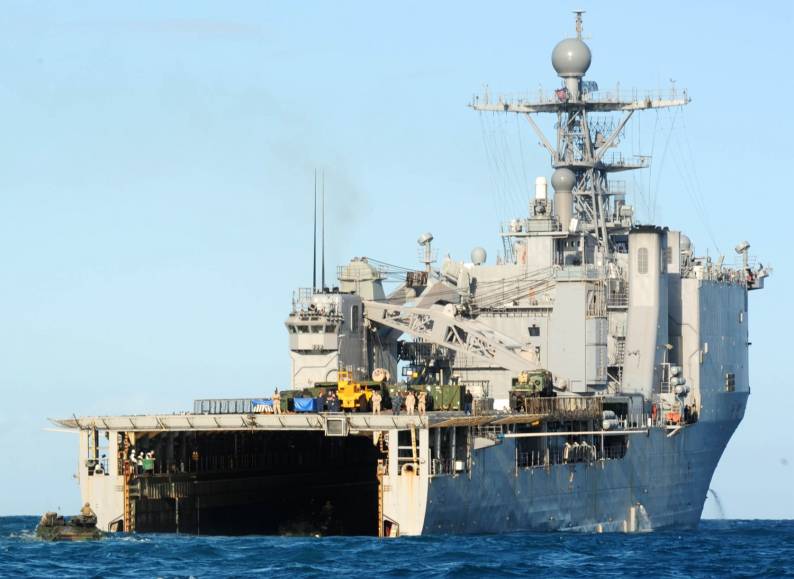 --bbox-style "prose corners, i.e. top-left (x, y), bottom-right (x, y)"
top-left (59, 393), bottom-right (747, 537)
top-left (420, 414), bottom-right (744, 534)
